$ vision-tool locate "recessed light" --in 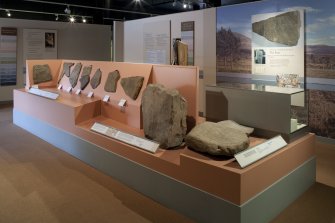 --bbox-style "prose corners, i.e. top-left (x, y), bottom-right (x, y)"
top-left (69, 16), bottom-right (75, 23)
top-left (82, 17), bottom-right (86, 23)
top-left (6, 10), bottom-right (11, 17)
